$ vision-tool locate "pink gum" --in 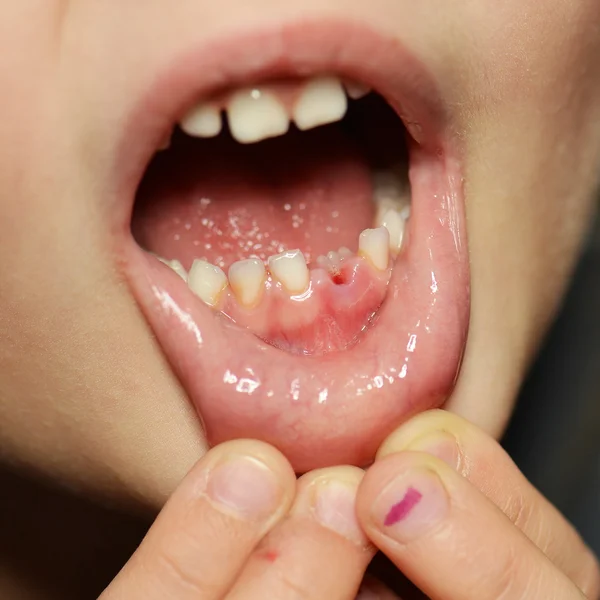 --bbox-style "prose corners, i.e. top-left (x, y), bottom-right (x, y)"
top-left (216, 256), bottom-right (392, 355)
